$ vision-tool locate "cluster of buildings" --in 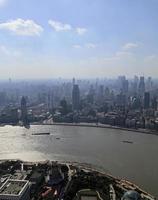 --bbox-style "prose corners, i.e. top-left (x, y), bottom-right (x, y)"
top-left (0, 76), bottom-right (158, 130)
top-left (0, 160), bottom-right (153, 200)
top-left (0, 96), bottom-right (29, 126)
top-left (53, 76), bottom-right (158, 131)
top-left (0, 160), bottom-right (68, 200)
